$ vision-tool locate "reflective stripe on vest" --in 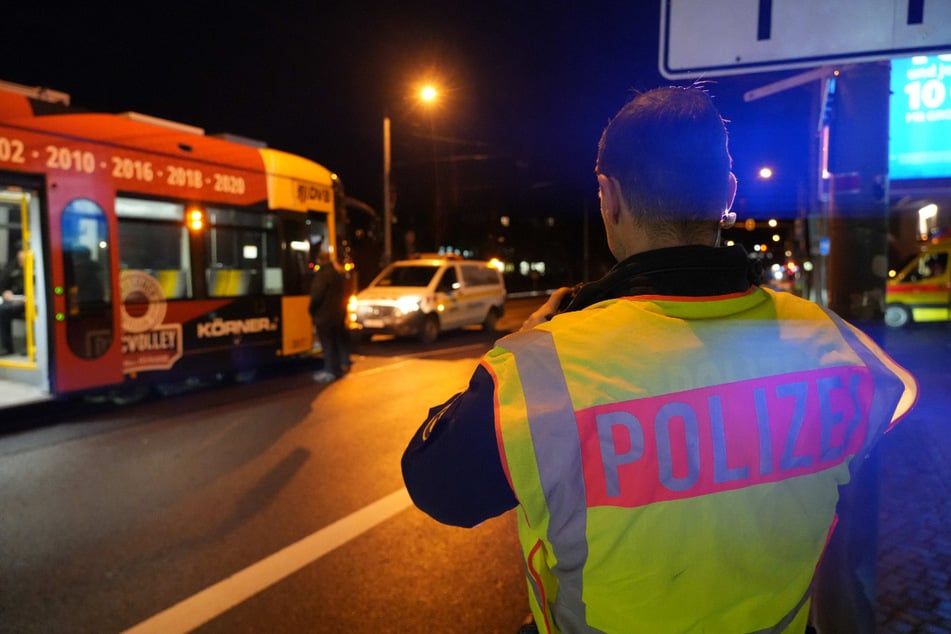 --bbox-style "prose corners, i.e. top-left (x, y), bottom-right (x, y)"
top-left (506, 328), bottom-right (598, 633)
